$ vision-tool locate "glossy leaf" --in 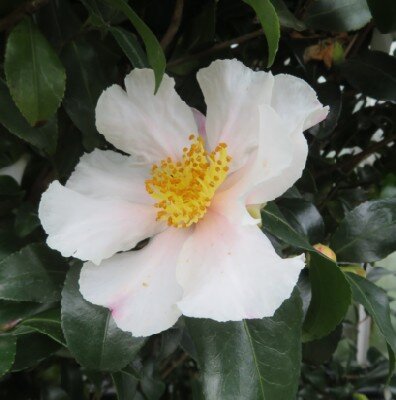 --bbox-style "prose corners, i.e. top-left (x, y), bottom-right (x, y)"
top-left (304, 0), bottom-right (371, 32)
top-left (61, 266), bottom-right (145, 371)
top-left (270, 0), bottom-right (306, 31)
top-left (110, 27), bottom-right (148, 68)
top-left (346, 273), bottom-right (396, 377)
top-left (0, 335), bottom-right (16, 377)
top-left (185, 288), bottom-right (303, 400)
top-left (105, 0), bottom-right (165, 91)
top-left (0, 243), bottom-right (67, 303)
top-left (5, 18), bottom-right (66, 126)
top-left (339, 51), bottom-right (396, 102)
top-left (112, 369), bottom-right (139, 400)
top-left (330, 199), bottom-right (396, 263)
top-left (243, 0), bottom-right (280, 67)
top-left (261, 202), bottom-right (314, 251)
top-left (303, 252), bottom-right (351, 342)
top-left (0, 80), bottom-right (57, 154)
